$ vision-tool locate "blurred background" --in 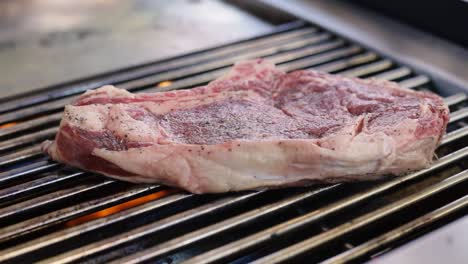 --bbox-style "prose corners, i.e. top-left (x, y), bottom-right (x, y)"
top-left (0, 0), bottom-right (274, 97)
